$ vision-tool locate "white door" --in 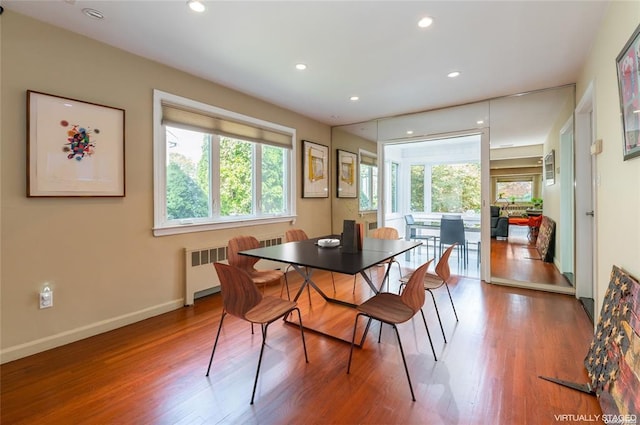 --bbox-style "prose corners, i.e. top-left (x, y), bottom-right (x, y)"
top-left (574, 83), bottom-right (597, 322)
